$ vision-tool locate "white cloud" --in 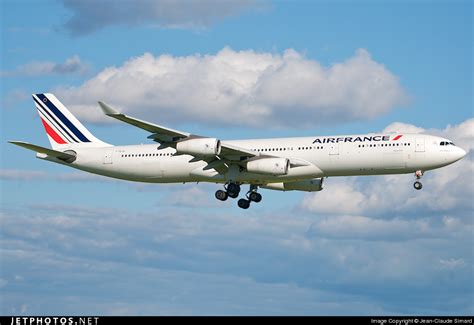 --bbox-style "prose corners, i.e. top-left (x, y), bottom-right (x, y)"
top-left (54, 172), bottom-right (116, 183)
top-left (165, 186), bottom-right (216, 208)
top-left (61, 0), bottom-right (259, 36)
top-left (55, 47), bottom-right (407, 128)
top-left (439, 258), bottom-right (466, 270)
top-left (307, 214), bottom-right (466, 242)
top-left (1, 203), bottom-right (472, 315)
top-left (0, 169), bottom-right (48, 181)
top-left (2, 89), bottom-right (29, 108)
top-left (0, 169), bottom-right (116, 183)
top-left (301, 180), bottom-right (366, 215)
top-left (1, 55), bottom-right (88, 77)
top-left (439, 118), bottom-right (474, 152)
top-left (383, 122), bottom-right (425, 134)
